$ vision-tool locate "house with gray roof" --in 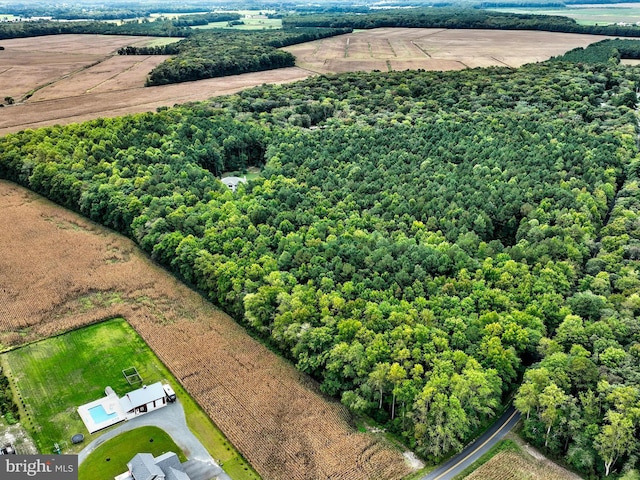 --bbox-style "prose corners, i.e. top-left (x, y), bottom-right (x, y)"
top-left (115, 452), bottom-right (190, 480)
top-left (120, 382), bottom-right (168, 419)
top-left (220, 176), bottom-right (247, 192)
